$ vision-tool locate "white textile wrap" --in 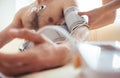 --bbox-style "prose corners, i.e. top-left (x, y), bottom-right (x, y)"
top-left (37, 26), bottom-right (68, 43)
top-left (64, 6), bottom-right (88, 32)
top-left (19, 6), bottom-right (89, 51)
top-left (19, 26), bottom-right (70, 51)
